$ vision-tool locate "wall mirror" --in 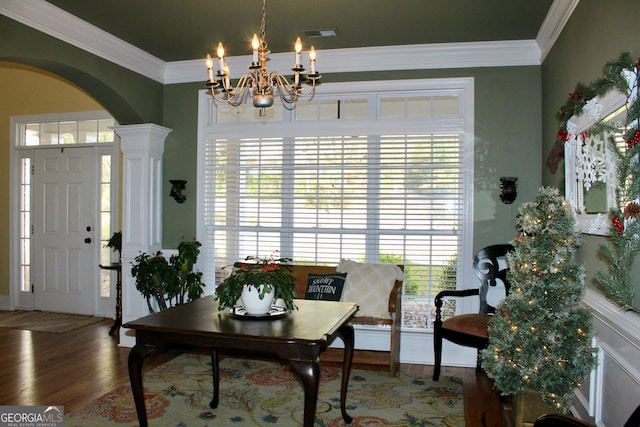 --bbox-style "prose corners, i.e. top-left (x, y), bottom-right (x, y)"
top-left (564, 84), bottom-right (629, 234)
top-left (557, 52), bottom-right (640, 310)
